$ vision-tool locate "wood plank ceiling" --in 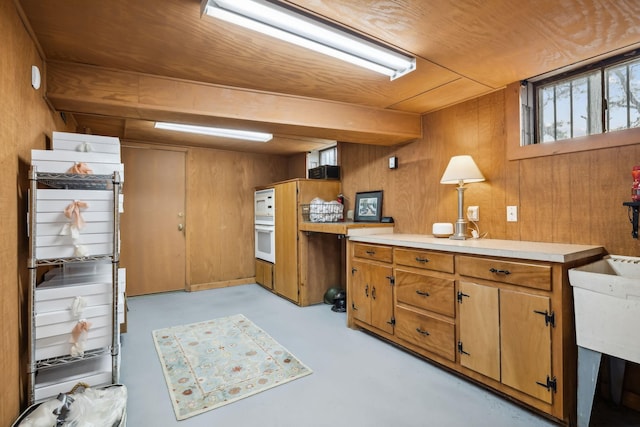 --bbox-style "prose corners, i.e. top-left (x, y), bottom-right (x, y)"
top-left (17, 0), bottom-right (640, 154)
